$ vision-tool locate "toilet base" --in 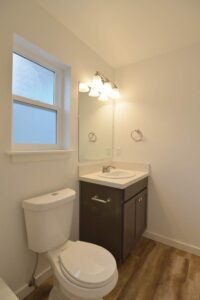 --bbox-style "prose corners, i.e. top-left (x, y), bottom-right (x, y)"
top-left (49, 282), bottom-right (102, 300)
